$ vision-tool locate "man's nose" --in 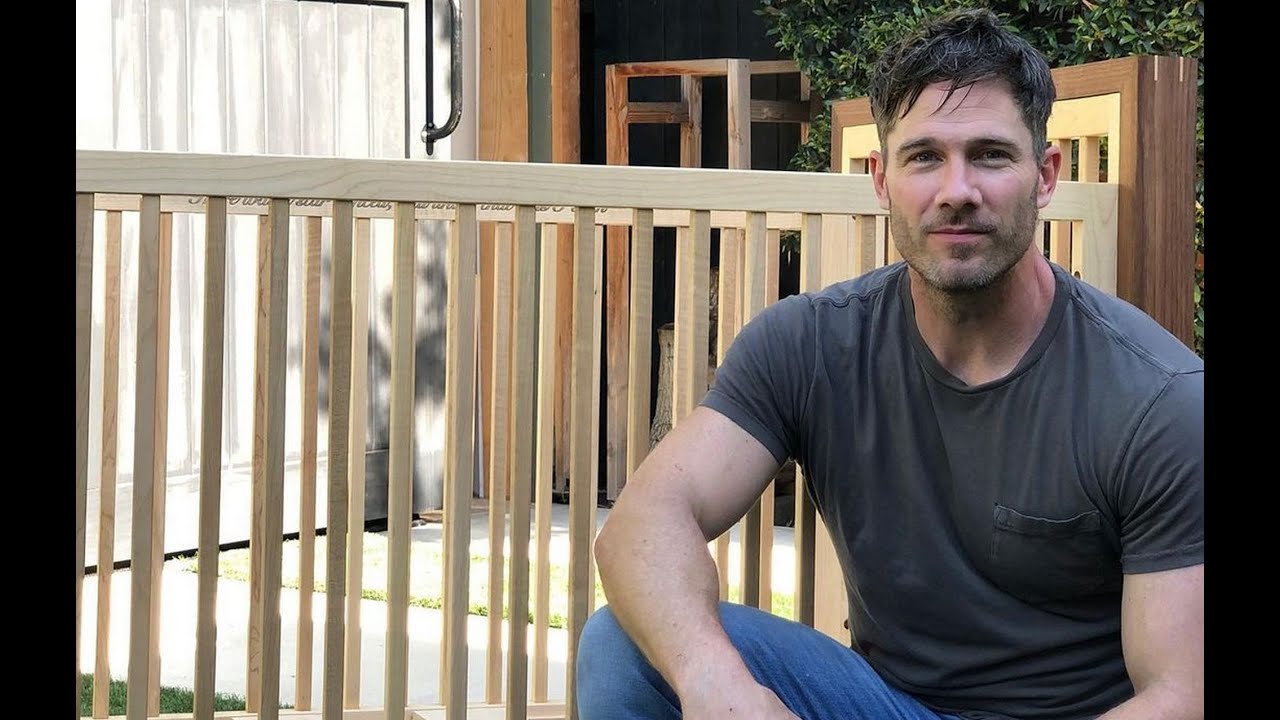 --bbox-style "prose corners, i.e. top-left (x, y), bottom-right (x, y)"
top-left (936, 160), bottom-right (982, 209)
